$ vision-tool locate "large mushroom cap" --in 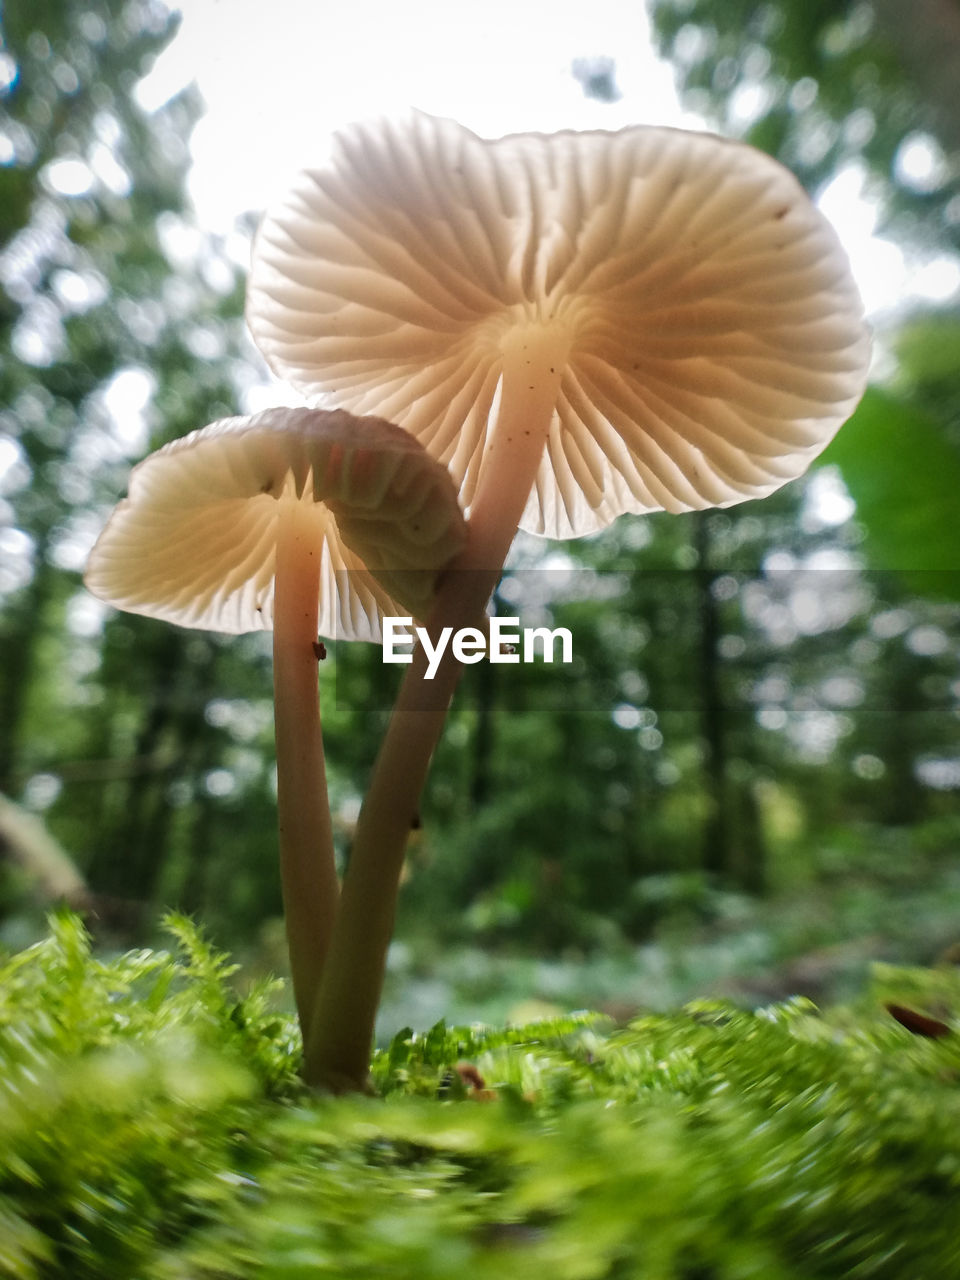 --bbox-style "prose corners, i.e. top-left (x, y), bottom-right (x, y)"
top-left (84, 407), bottom-right (467, 641)
top-left (248, 112), bottom-right (870, 540)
